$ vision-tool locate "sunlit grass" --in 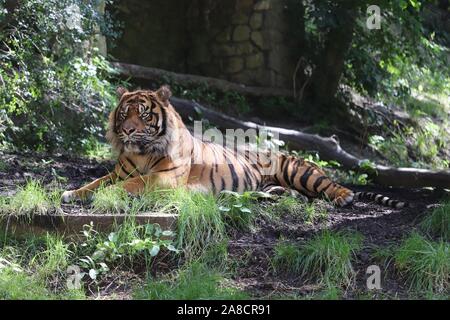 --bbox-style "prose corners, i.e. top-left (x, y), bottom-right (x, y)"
top-left (297, 231), bottom-right (362, 286)
top-left (31, 234), bottom-right (71, 280)
top-left (91, 184), bottom-right (130, 214)
top-left (394, 233), bottom-right (449, 294)
top-left (272, 241), bottom-right (302, 274)
top-left (421, 200), bottom-right (450, 241)
top-left (270, 196), bottom-right (328, 224)
top-left (171, 189), bottom-right (226, 260)
top-left (133, 261), bottom-right (248, 300)
top-left (82, 138), bottom-right (112, 160)
top-left (0, 268), bottom-right (85, 300)
top-left (0, 180), bottom-right (61, 216)
top-left (273, 231), bottom-right (363, 287)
